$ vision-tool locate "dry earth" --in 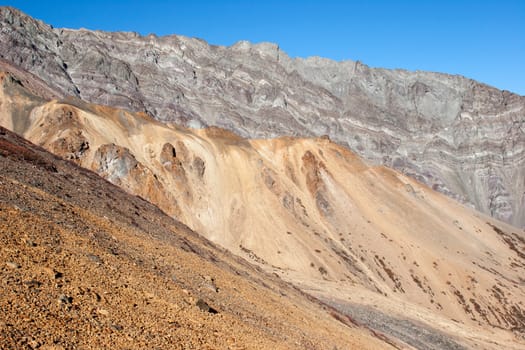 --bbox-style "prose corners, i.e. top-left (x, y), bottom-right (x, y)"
top-left (0, 126), bottom-right (396, 349)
